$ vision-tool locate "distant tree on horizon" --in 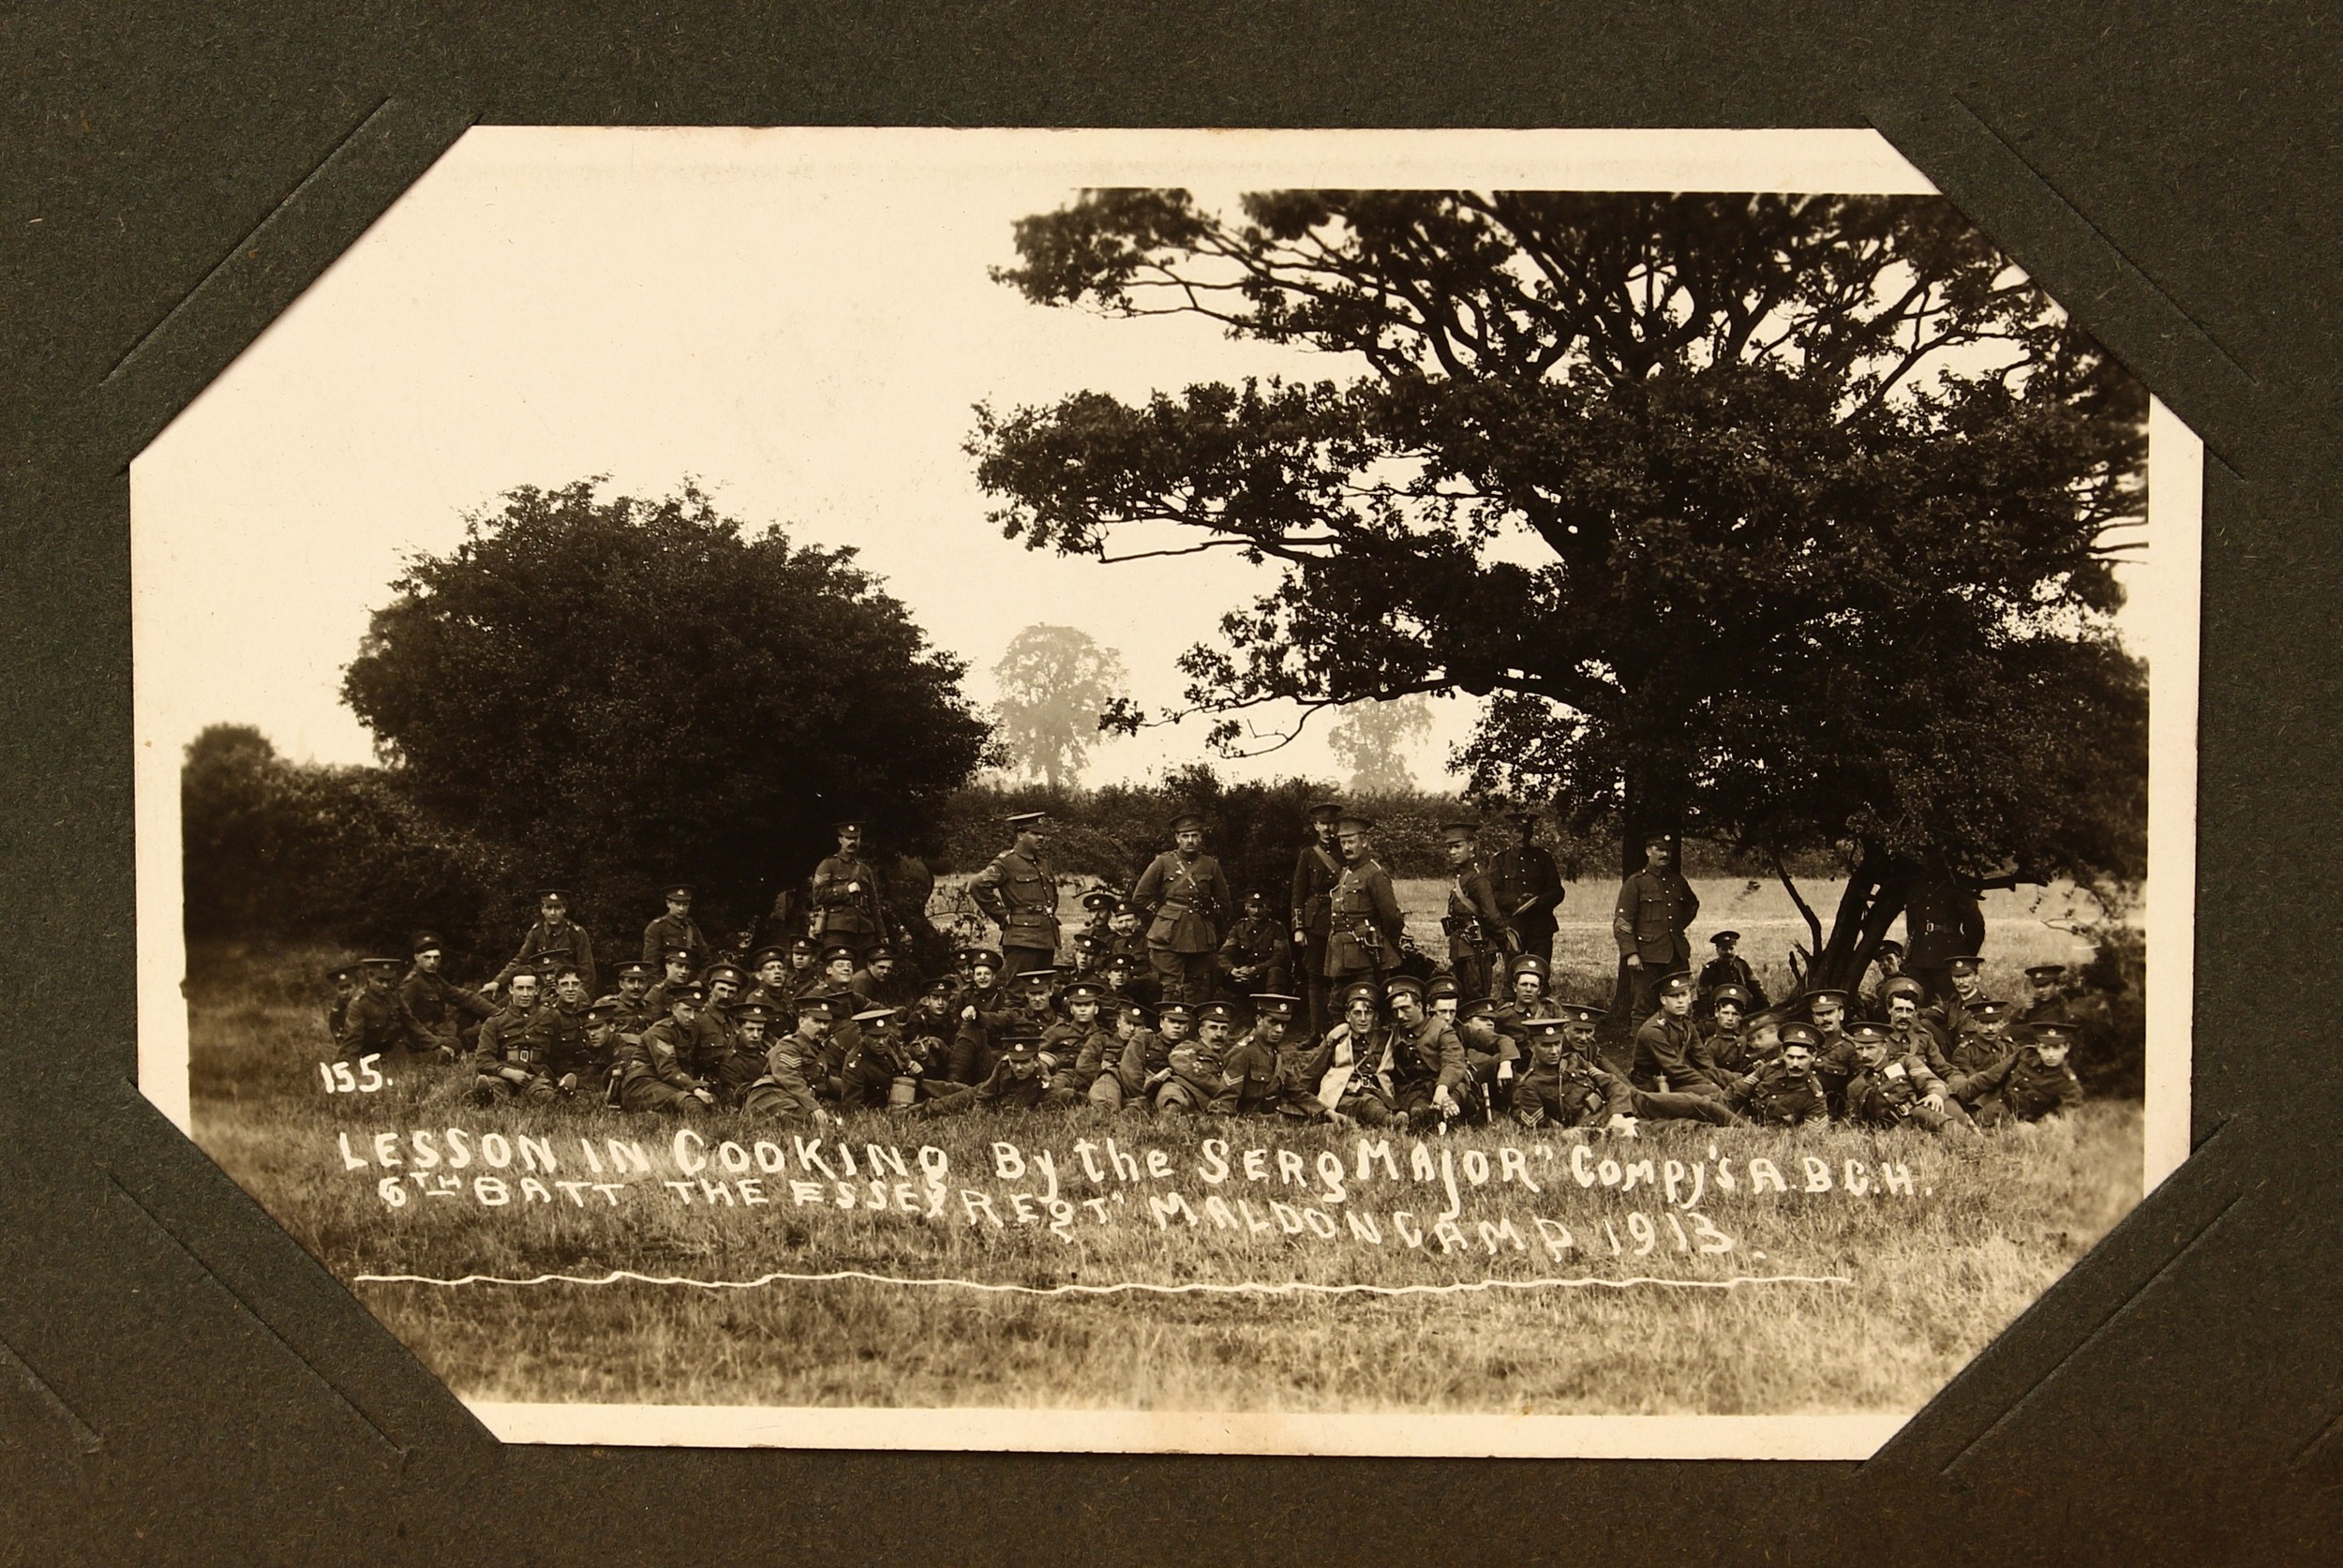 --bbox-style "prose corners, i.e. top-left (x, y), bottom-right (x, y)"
top-left (1327, 695), bottom-right (1432, 795)
top-left (990, 623), bottom-right (1128, 792)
